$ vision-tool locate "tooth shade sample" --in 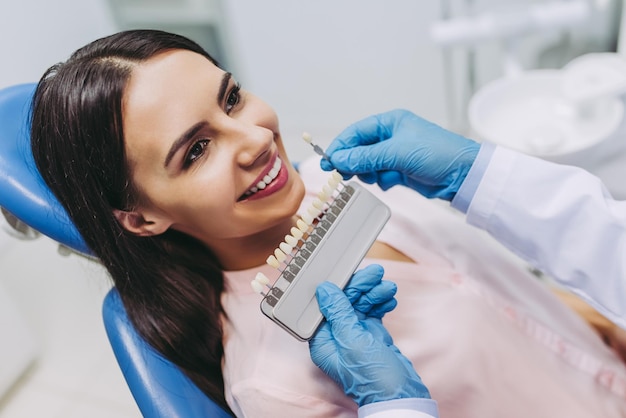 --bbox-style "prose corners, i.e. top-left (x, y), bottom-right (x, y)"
top-left (312, 199), bottom-right (324, 210)
top-left (301, 213), bottom-right (314, 225)
top-left (279, 242), bottom-right (293, 255)
top-left (274, 248), bottom-right (287, 263)
top-left (307, 206), bottom-right (320, 218)
top-left (290, 227), bottom-right (304, 240)
top-left (297, 219), bottom-right (309, 232)
top-left (251, 279), bottom-right (265, 294)
top-left (266, 255), bottom-right (280, 269)
top-left (255, 272), bottom-right (270, 285)
top-left (285, 234), bottom-right (299, 247)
